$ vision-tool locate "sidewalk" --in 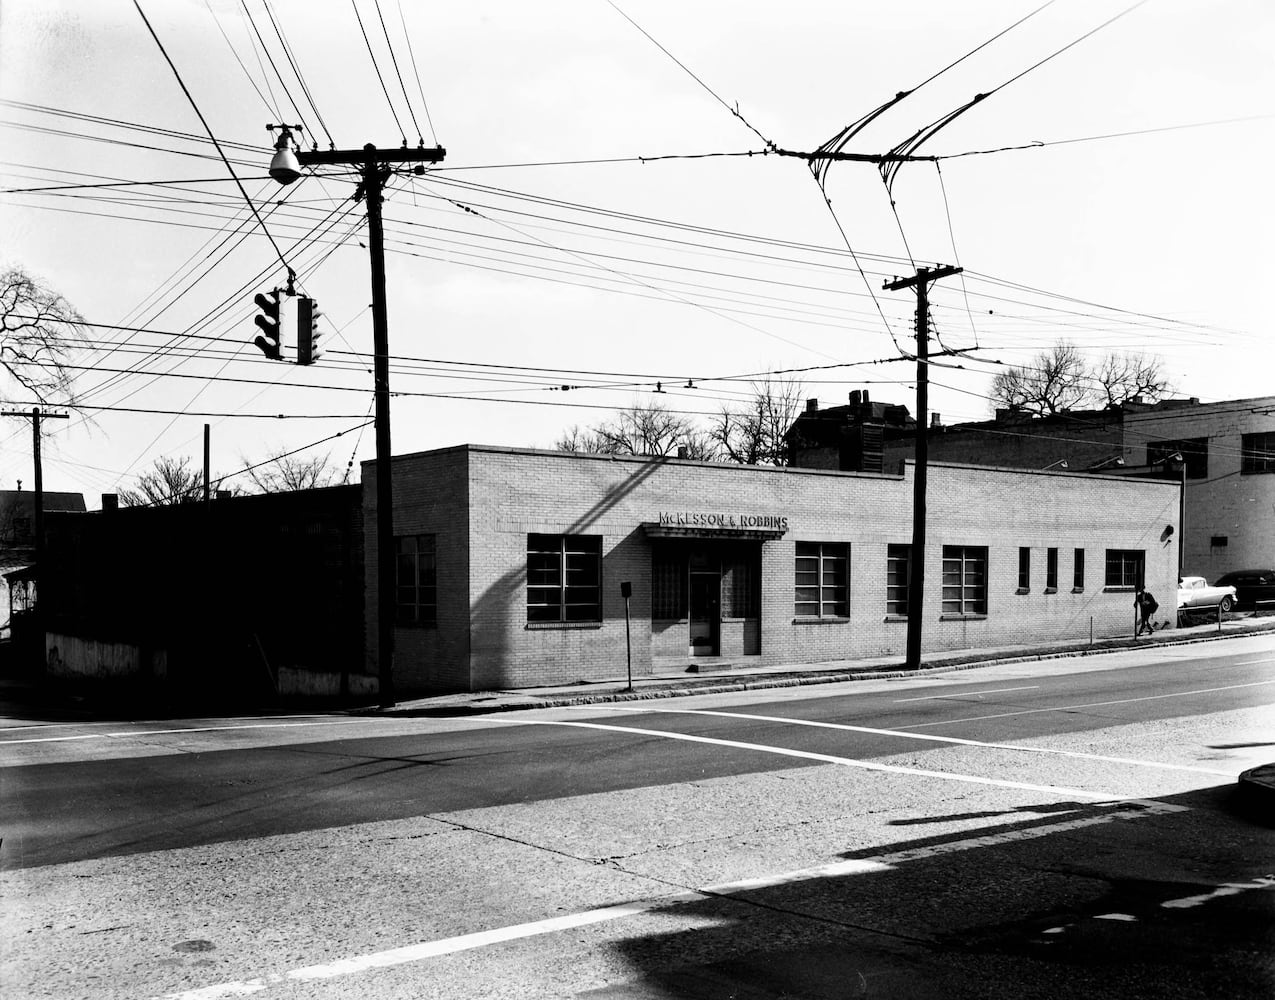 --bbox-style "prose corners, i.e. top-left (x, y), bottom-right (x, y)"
top-left (374, 614), bottom-right (1275, 718)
